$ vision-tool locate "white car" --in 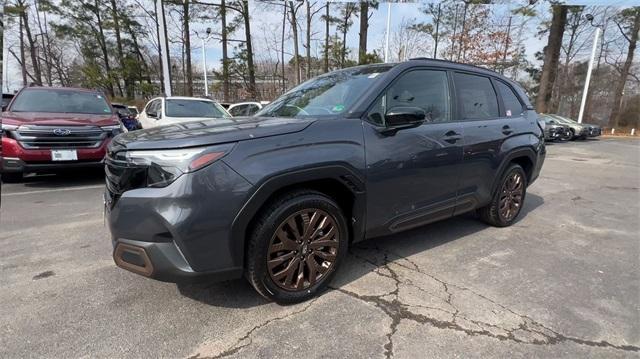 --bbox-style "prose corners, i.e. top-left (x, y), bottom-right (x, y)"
top-left (138, 96), bottom-right (231, 128)
top-left (227, 101), bottom-right (269, 117)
